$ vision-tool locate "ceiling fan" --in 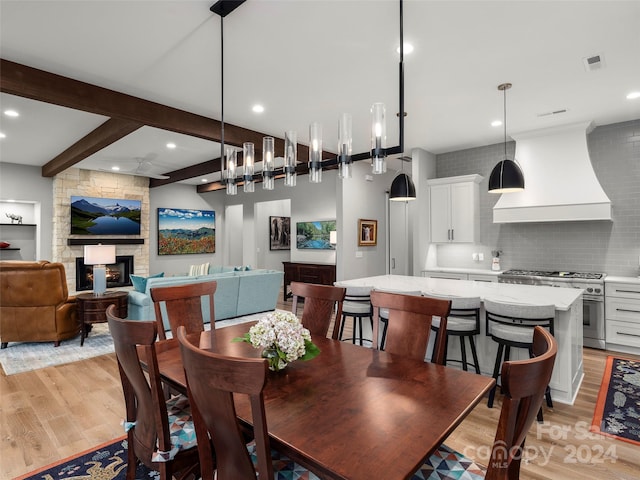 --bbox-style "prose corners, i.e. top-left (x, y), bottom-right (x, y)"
top-left (100, 155), bottom-right (170, 180)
